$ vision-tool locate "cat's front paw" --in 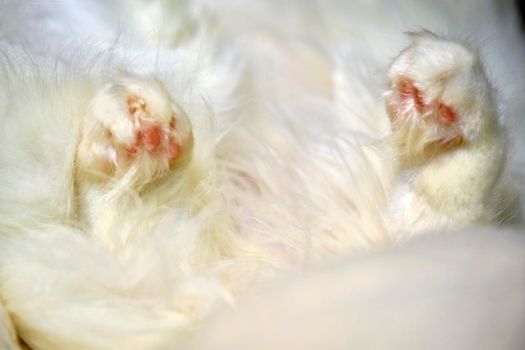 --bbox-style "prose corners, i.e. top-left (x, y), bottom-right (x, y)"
top-left (385, 31), bottom-right (498, 165)
top-left (77, 75), bottom-right (193, 188)
top-left (383, 32), bottom-right (510, 235)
